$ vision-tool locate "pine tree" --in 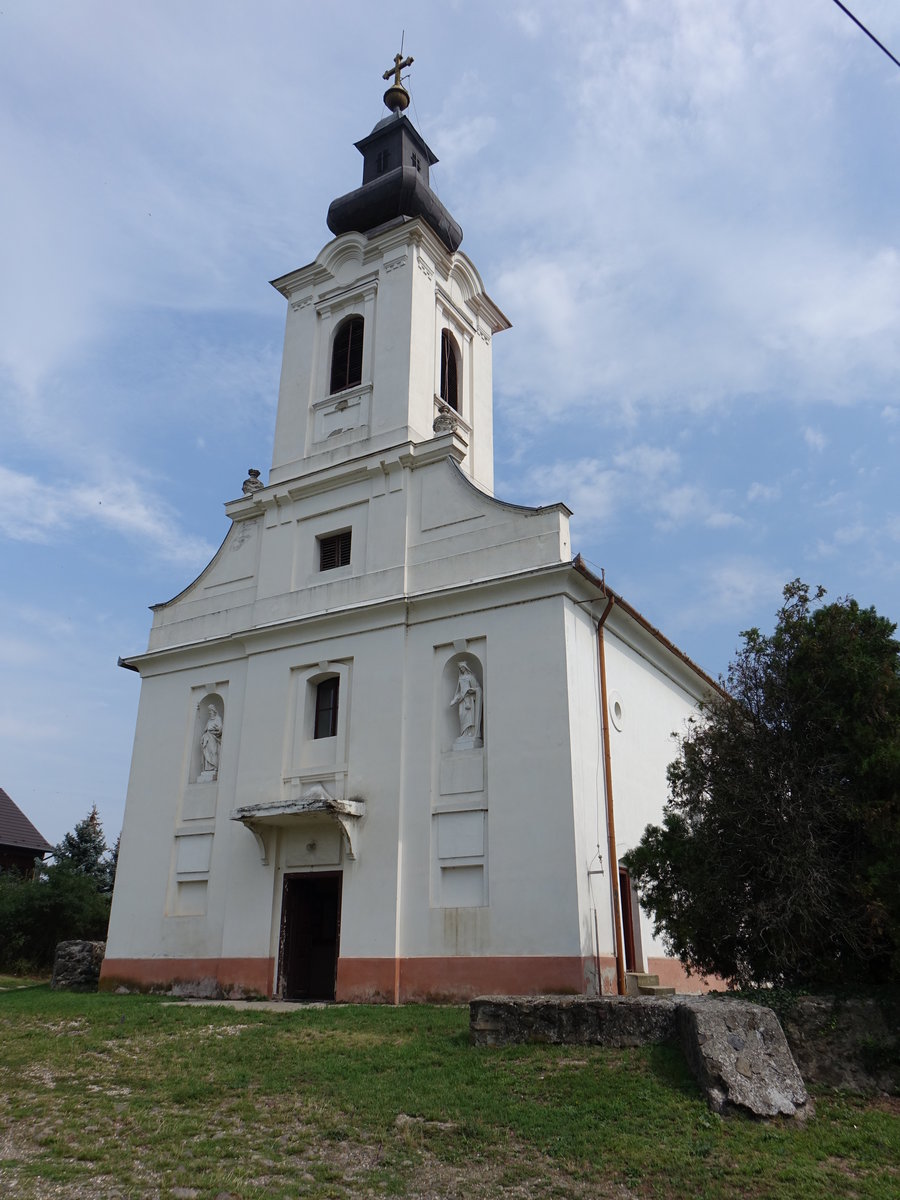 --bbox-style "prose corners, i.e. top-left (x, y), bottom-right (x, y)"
top-left (53, 805), bottom-right (109, 886)
top-left (102, 833), bottom-right (120, 895)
